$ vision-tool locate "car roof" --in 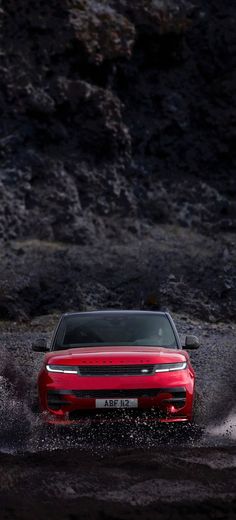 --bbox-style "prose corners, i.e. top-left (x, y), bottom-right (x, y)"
top-left (62, 310), bottom-right (167, 318)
